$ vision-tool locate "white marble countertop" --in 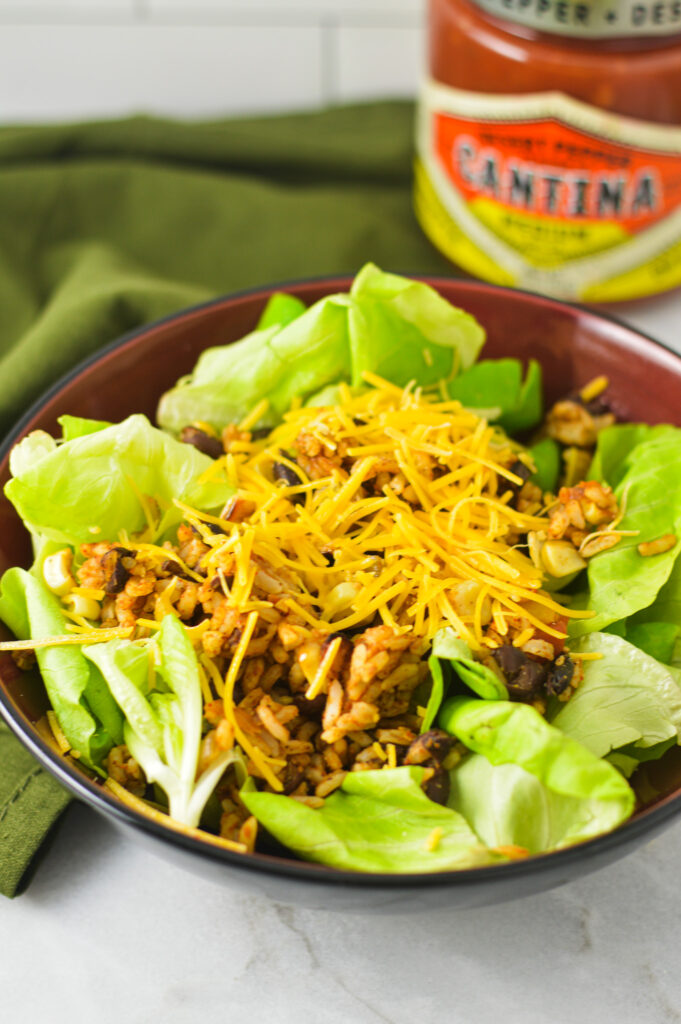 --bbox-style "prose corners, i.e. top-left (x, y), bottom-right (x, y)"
top-left (3, 290), bottom-right (681, 1024)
